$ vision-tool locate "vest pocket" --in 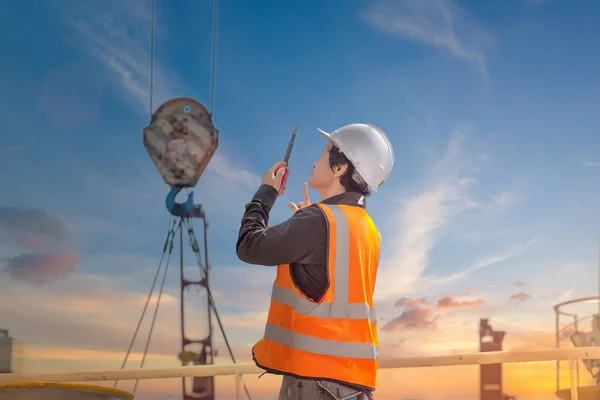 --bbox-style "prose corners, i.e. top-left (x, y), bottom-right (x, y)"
top-left (316, 381), bottom-right (363, 400)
